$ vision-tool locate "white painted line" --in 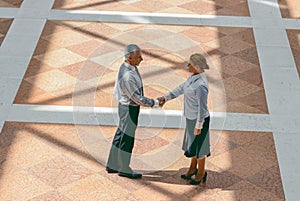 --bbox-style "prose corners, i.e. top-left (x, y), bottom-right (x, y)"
top-left (0, 0), bottom-right (55, 133)
top-left (249, 0), bottom-right (300, 199)
top-left (256, 46), bottom-right (295, 67)
top-left (0, 105), bottom-right (10, 134)
top-left (0, 34), bottom-right (44, 57)
top-left (254, 28), bottom-right (290, 47)
top-left (0, 56), bottom-right (32, 78)
top-left (0, 122), bottom-right (3, 134)
top-left (260, 66), bottom-right (300, 91)
top-left (6, 19), bottom-right (46, 37)
top-left (283, 18), bottom-right (300, 30)
top-left (0, 78), bottom-right (22, 105)
top-left (248, 0), bottom-right (282, 19)
top-left (7, 104), bottom-right (272, 132)
top-left (0, 8), bottom-right (18, 18)
top-left (273, 132), bottom-right (300, 201)
top-left (220, 112), bottom-right (272, 132)
top-left (48, 9), bottom-right (252, 27)
top-left (17, 0), bottom-right (55, 19)
top-left (0, 105), bottom-right (11, 122)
